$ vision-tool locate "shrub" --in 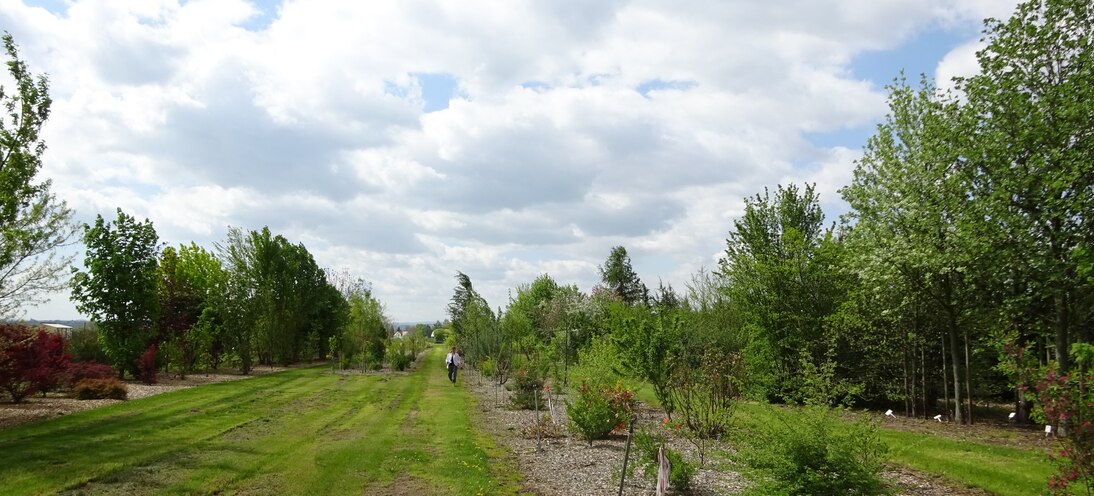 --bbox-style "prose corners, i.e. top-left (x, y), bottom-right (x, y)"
top-left (520, 413), bottom-right (564, 439)
top-left (633, 428), bottom-right (696, 492)
top-left (1029, 343), bottom-right (1094, 495)
top-left (68, 326), bottom-right (110, 363)
top-left (66, 361), bottom-right (116, 387)
top-left (386, 339), bottom-right (412, 371)
top-left (0, 324), bottom-right (71, 403)
top-left (432, 329), bottom-right (447, 344)
top-left (74, 378), bottom-right (128, 400)
top-left (510, 367), bottom-right (544, 409)
top-left (602, 382), bottom-right (636, 431)
top-left (137, 344), bottom-right (158, 384)
top-left (566, 381), bottom-right (621, 445)
top-left (732, 406), bottom-right (890, 496)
